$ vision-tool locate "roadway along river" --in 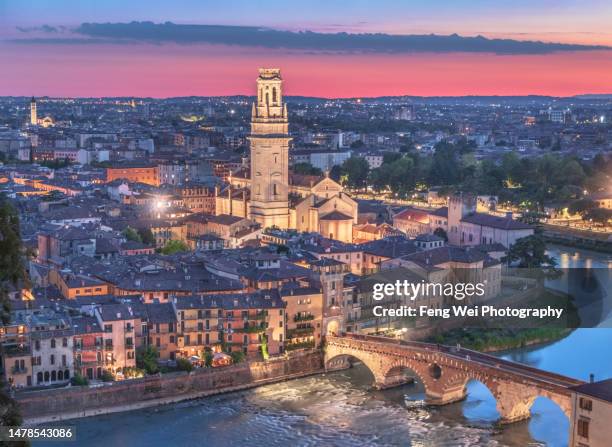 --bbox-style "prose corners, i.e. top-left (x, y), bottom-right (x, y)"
top-left (38, 246), bottom-right (611, 447)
